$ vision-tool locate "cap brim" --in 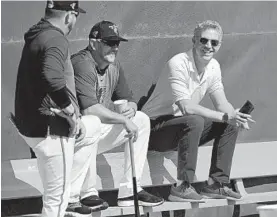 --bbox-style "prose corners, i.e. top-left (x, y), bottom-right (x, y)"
top-left (103, 36), bottom-right (128, 42)
top-left (119, 37), bottom-right (128, 42)
top-left (76, 7), bottom-right (86, 13)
